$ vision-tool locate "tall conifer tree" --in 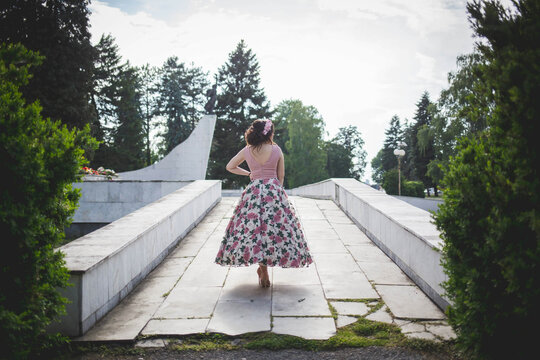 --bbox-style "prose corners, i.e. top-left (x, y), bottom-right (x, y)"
top-left (158, 57), bottom-right (208, 155)
top-left (90, 35), bottom-right (145, 171)
top-left (109, 65), bottom-right (146, 172)
top-left (408, 92), bottom-right (436, 194)
top-left (138, 64), bottom-right (160, 165)
top-left (90, 34), bottom-right (125, 168)
top-left (381, 115), bottom-right (404, 172)
top-left (0, 0), bottom-right (95, 129)
top-left (208, 40), bottom-right (271, 188)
